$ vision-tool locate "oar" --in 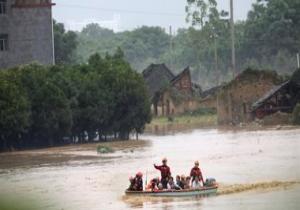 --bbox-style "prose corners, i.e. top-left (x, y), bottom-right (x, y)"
top-left (145, 170), bottom-right (148, 190)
